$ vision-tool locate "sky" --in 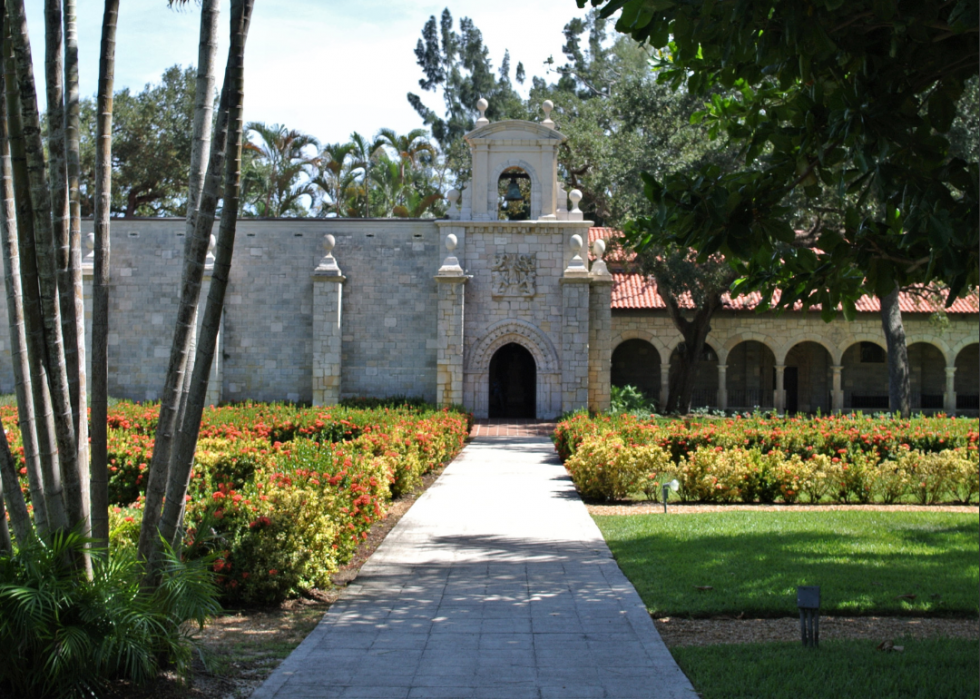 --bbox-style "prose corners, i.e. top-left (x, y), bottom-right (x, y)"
top-left (27, 0), bottom-right (584, 146)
